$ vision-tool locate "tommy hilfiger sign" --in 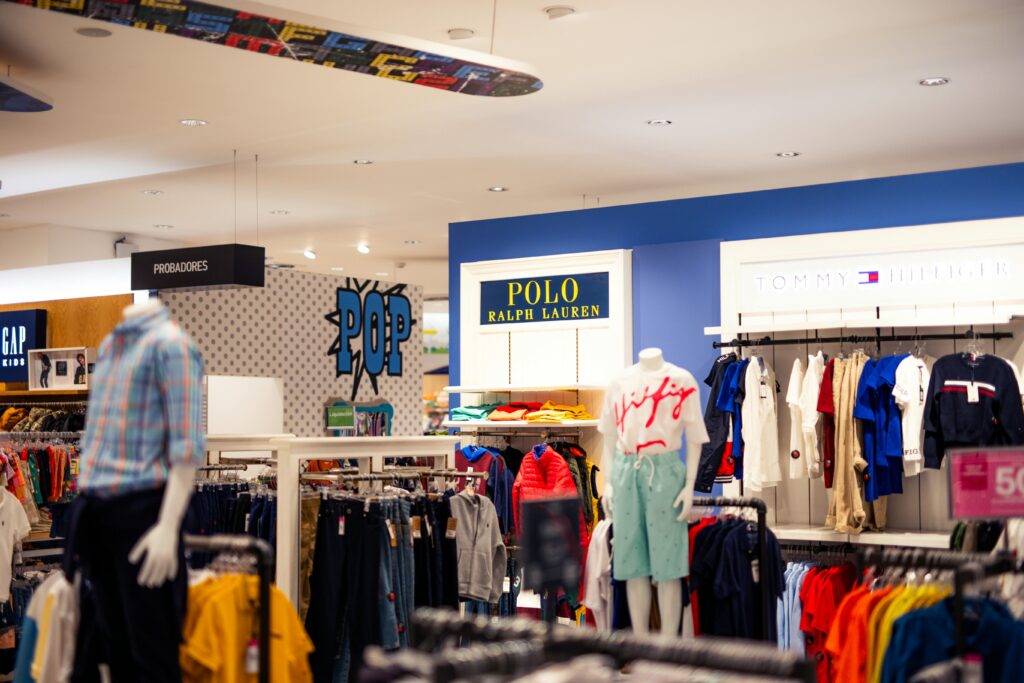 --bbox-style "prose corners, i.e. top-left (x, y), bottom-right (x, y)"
top-left (739, 243), bottom-right (1024, 314)
top-left (131, 244), bottom-right (265, 290)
